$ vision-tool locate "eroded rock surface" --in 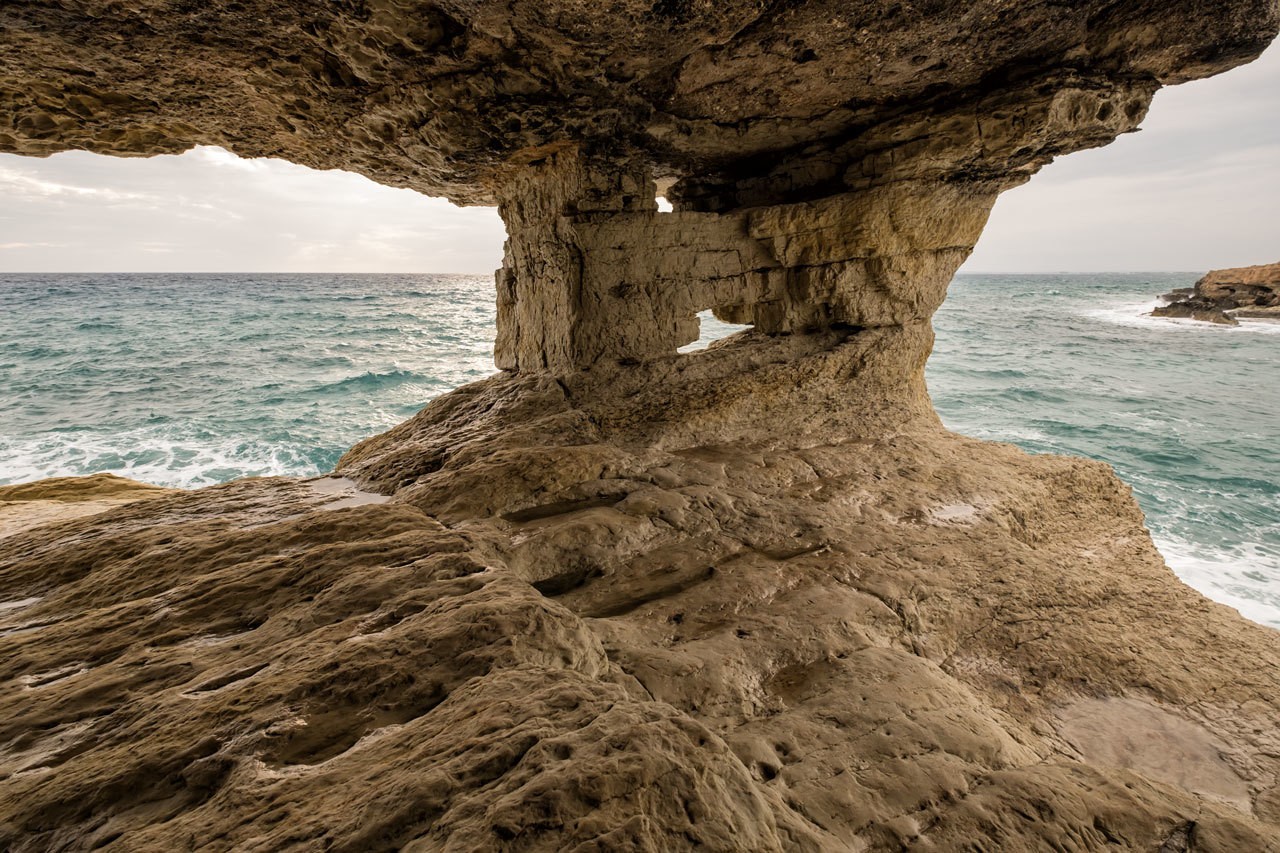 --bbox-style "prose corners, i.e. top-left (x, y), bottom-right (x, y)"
top-left (5, 357), bottom-right (1280, 850)
top-left (0, 474), bottom-right (173, 541)
top-left (1155, 262), bottom-right (1280, 323)
top-left (3, 1), bottom-right (1280, 850)
top-left (6, 0), bottom-right (1277, 205)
